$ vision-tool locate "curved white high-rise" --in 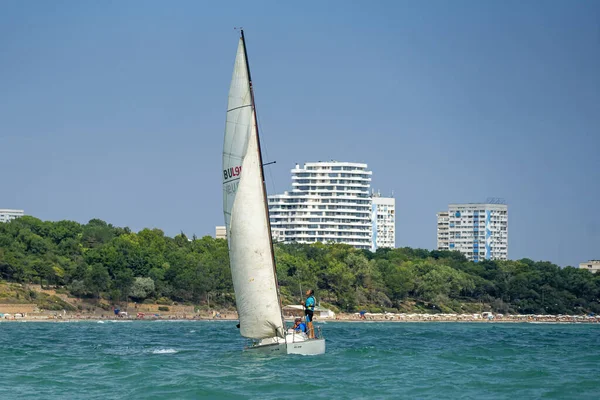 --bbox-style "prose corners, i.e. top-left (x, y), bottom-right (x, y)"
top-left (268, 162), bottom-right (373, 249)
